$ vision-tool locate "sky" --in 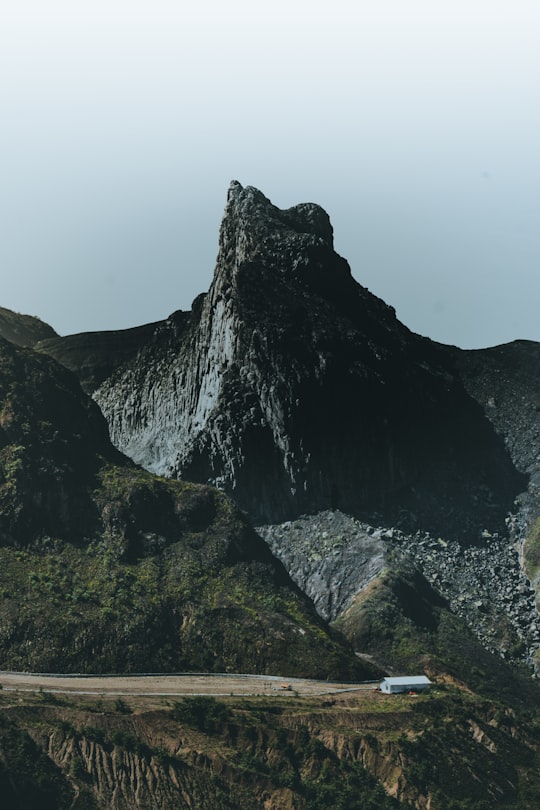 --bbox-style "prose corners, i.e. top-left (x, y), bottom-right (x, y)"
top-left (1, 1), bottom-right (539, 349)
